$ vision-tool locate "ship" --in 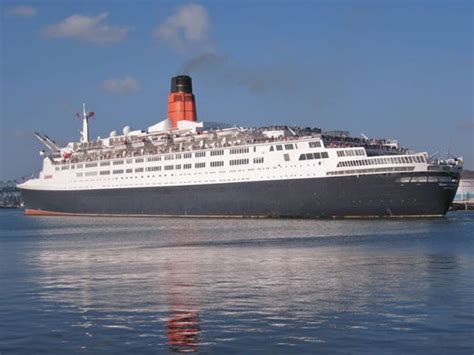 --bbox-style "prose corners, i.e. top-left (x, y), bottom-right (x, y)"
top-left (18, 75), bottom-right (463, 218)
